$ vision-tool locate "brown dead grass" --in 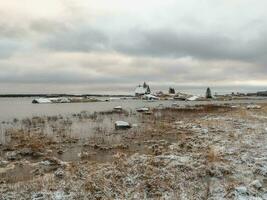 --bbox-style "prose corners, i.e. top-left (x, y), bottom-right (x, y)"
top-left (9, 130), bottom-right (55, 152)
top-left (206, 146), bottom-right (222, 163)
